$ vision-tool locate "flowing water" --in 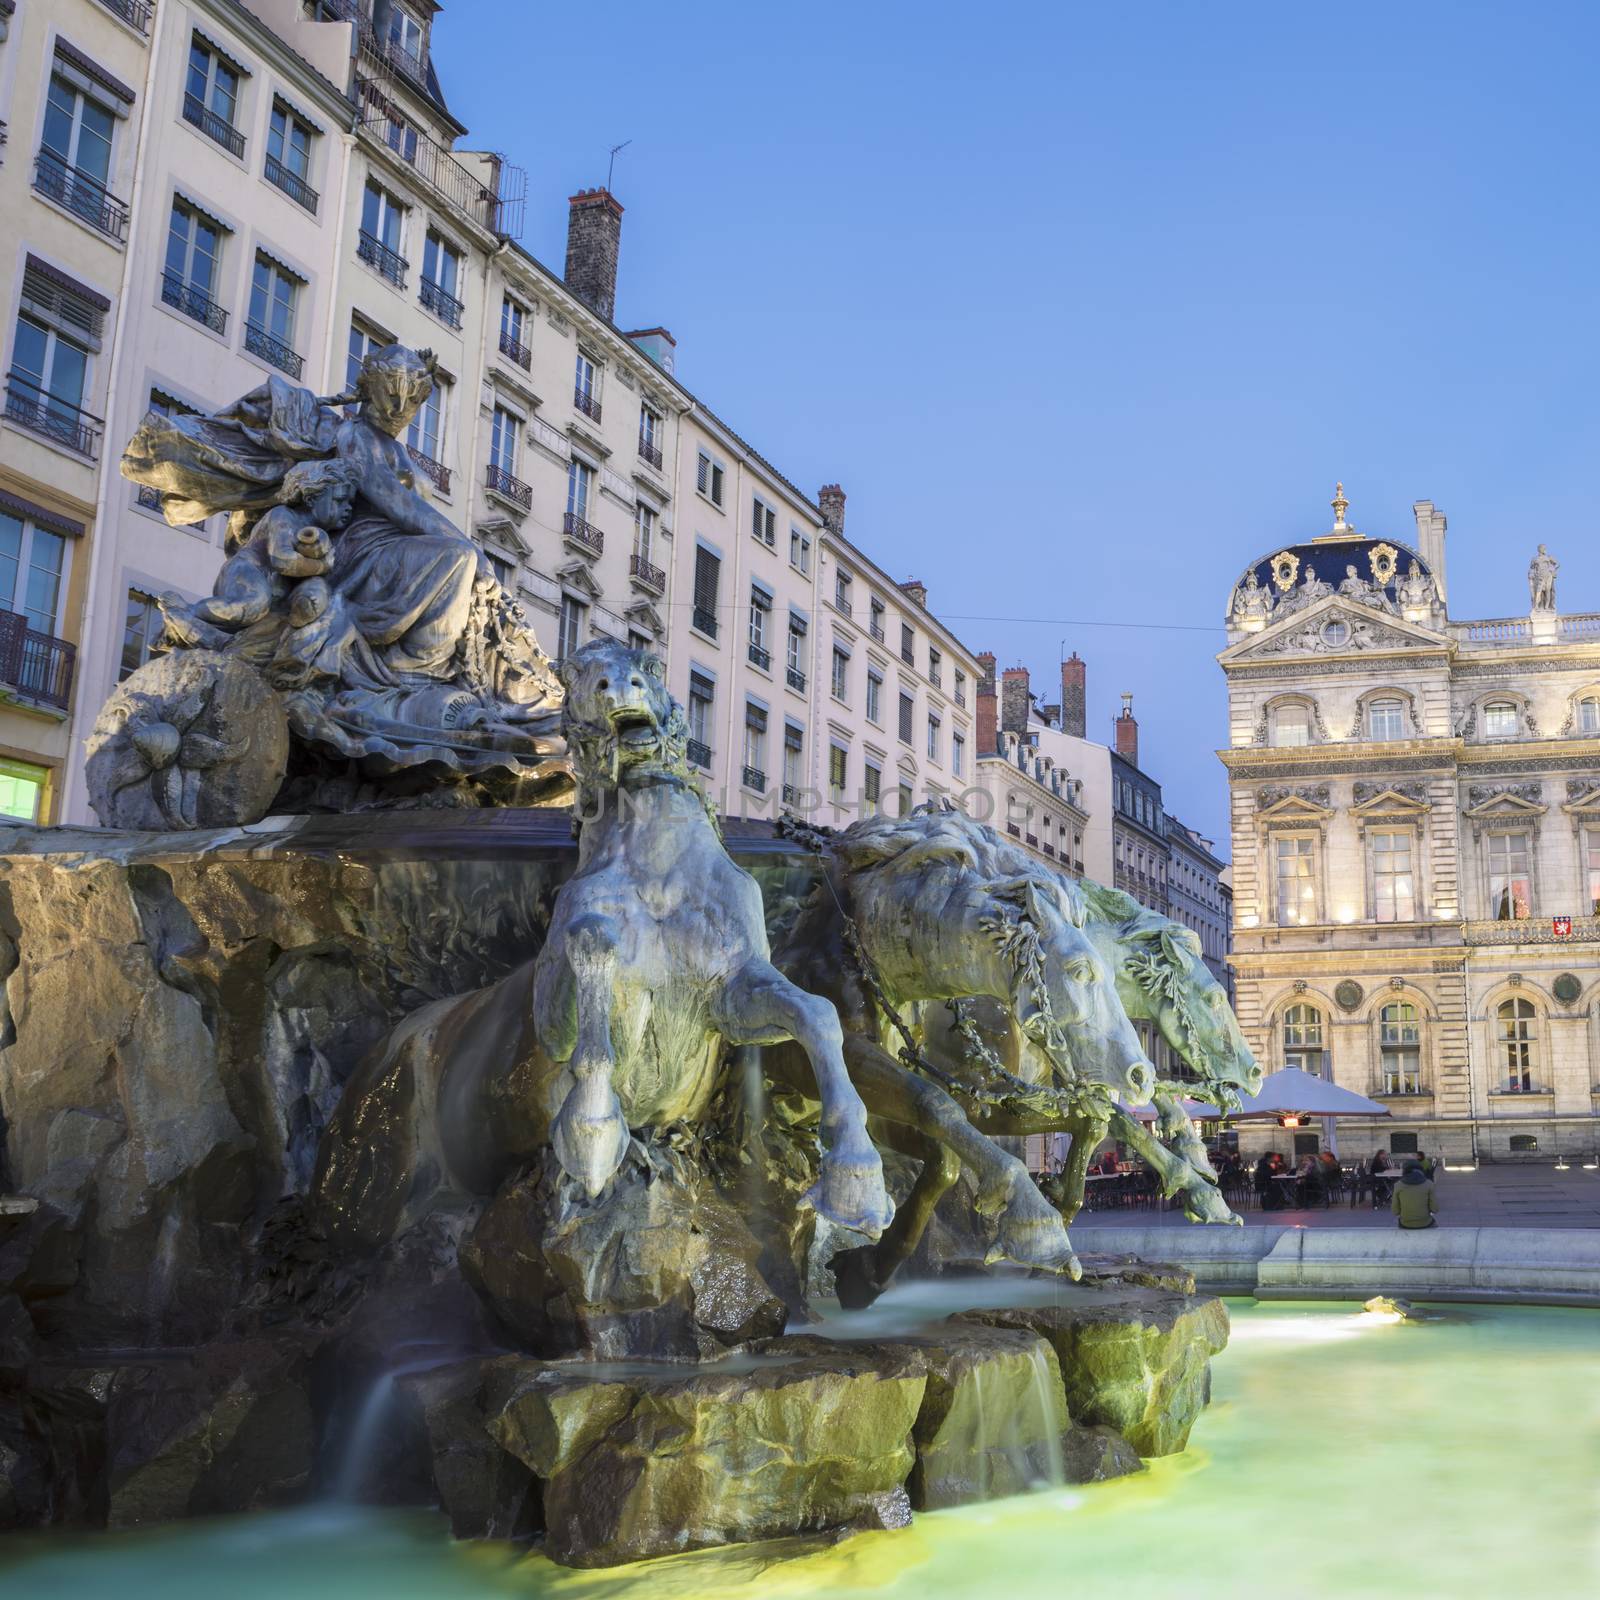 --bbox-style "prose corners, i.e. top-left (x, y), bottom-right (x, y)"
top-left (4, 1303), bottom-right (1596, 1599)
